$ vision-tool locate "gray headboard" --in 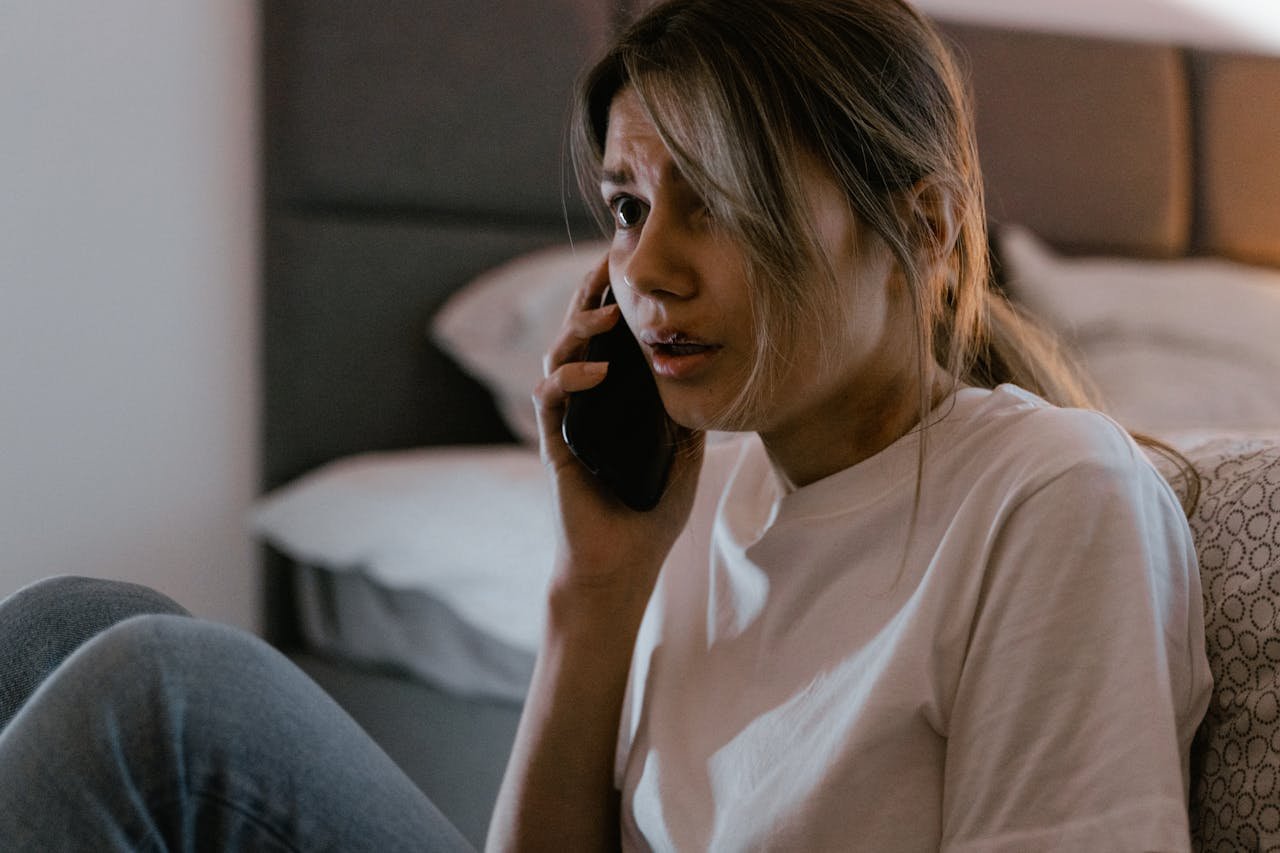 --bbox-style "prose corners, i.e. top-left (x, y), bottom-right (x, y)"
top-left (260, 3), bottom-right (1280, 638)
top-left (262, 0), bottom-right (613, 493)
top-left (260, 0), bottom-right (613, 639)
